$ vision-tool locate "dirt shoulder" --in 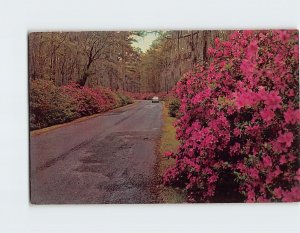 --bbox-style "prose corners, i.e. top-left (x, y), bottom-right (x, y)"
top-left (156, 101), bottom-right (186, 203)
